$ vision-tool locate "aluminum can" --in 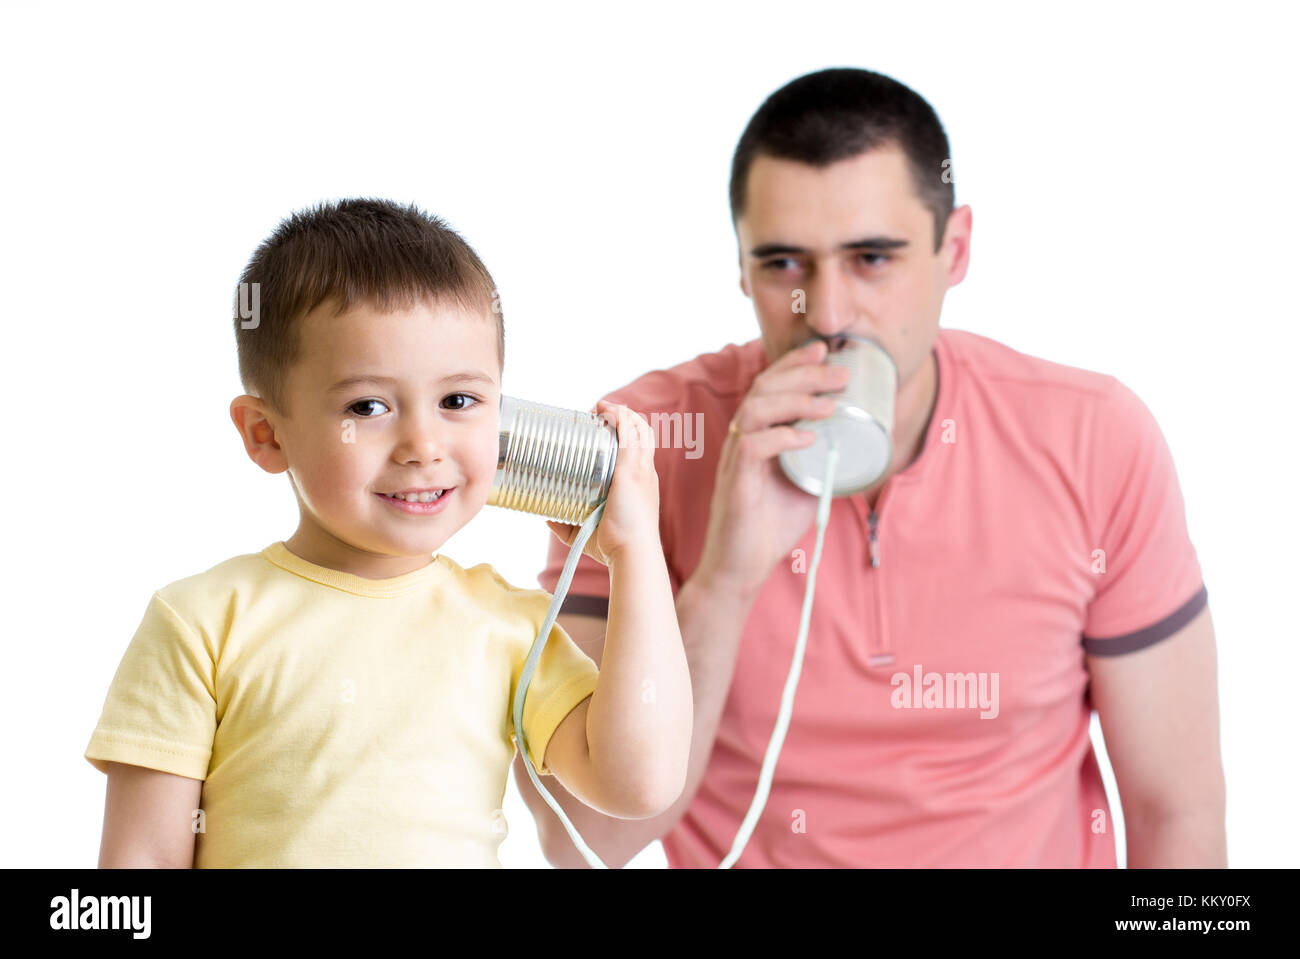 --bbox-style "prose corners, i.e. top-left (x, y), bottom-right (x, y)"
top-left (488, 395), bottom-right (618, 524)
top-left (778, 333), bottom-right (897, 497)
